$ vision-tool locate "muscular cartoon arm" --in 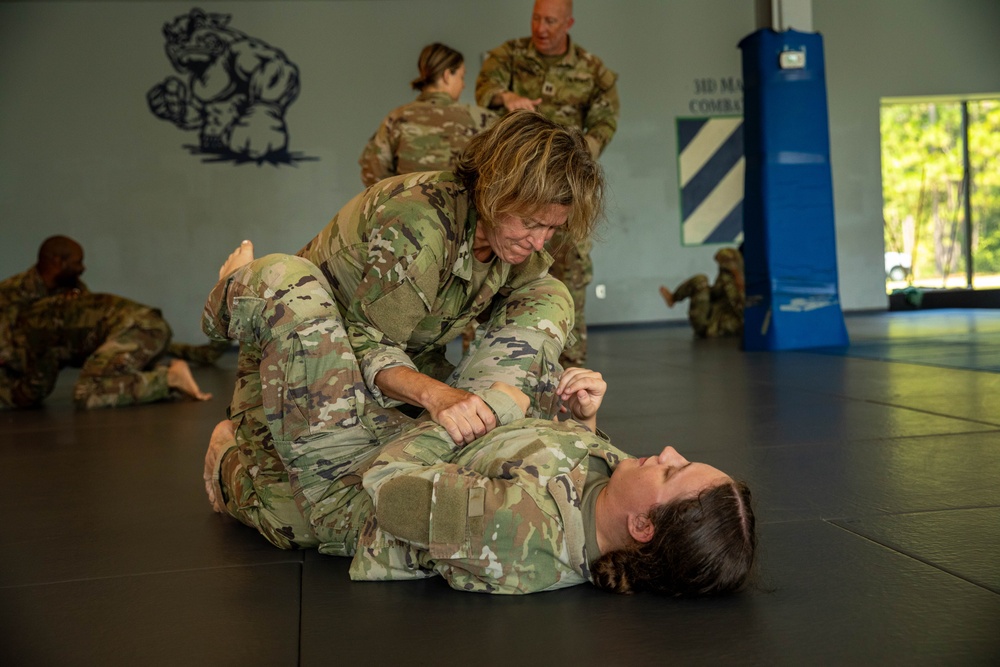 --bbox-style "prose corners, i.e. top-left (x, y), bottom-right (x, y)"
top-left (232, 39), bottom-right (300, 108)
top-left (147, 77), bottom-right (203, 130)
